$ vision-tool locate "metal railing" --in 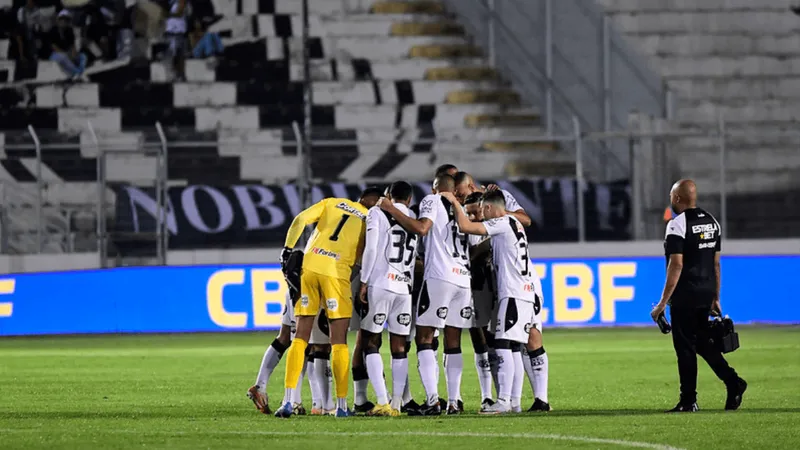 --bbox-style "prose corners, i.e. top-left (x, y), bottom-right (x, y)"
top-left (6, 115), bottom-right (800, 260)
top-left (441, 0), bottom-right (667, 181)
